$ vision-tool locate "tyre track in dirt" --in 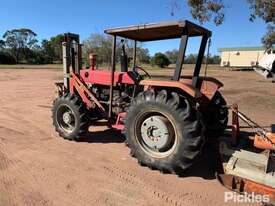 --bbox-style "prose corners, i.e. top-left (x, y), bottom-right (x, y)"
top-left (103, 164), bottom-right (201, 206)
top-left (0, 141), bottom-right (52, 206)
top-left (118, 159), bottom-right (219, 205)
top-left (0, 106), bottom-right (54, 147)
top-left (0, 113), bottom-right (108, 206)
top-left (0, 99), bottom-right (54, 206)
top-left (0, 142), bottom-right (16, 206)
